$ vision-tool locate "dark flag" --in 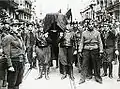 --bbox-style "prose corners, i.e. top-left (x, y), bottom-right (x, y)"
top-left (65, 9), bottom-right (72, 20)
top-left (58, 9), bottom-right (61, 13)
